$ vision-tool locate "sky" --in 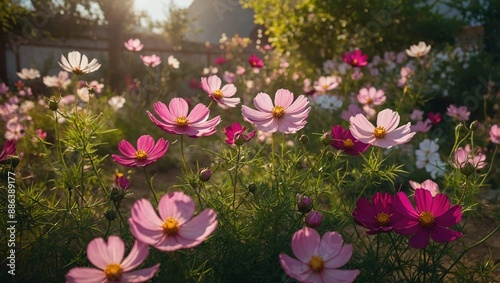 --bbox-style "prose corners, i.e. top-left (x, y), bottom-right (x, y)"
top-left (133, 0), bottom-right (193, 21)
